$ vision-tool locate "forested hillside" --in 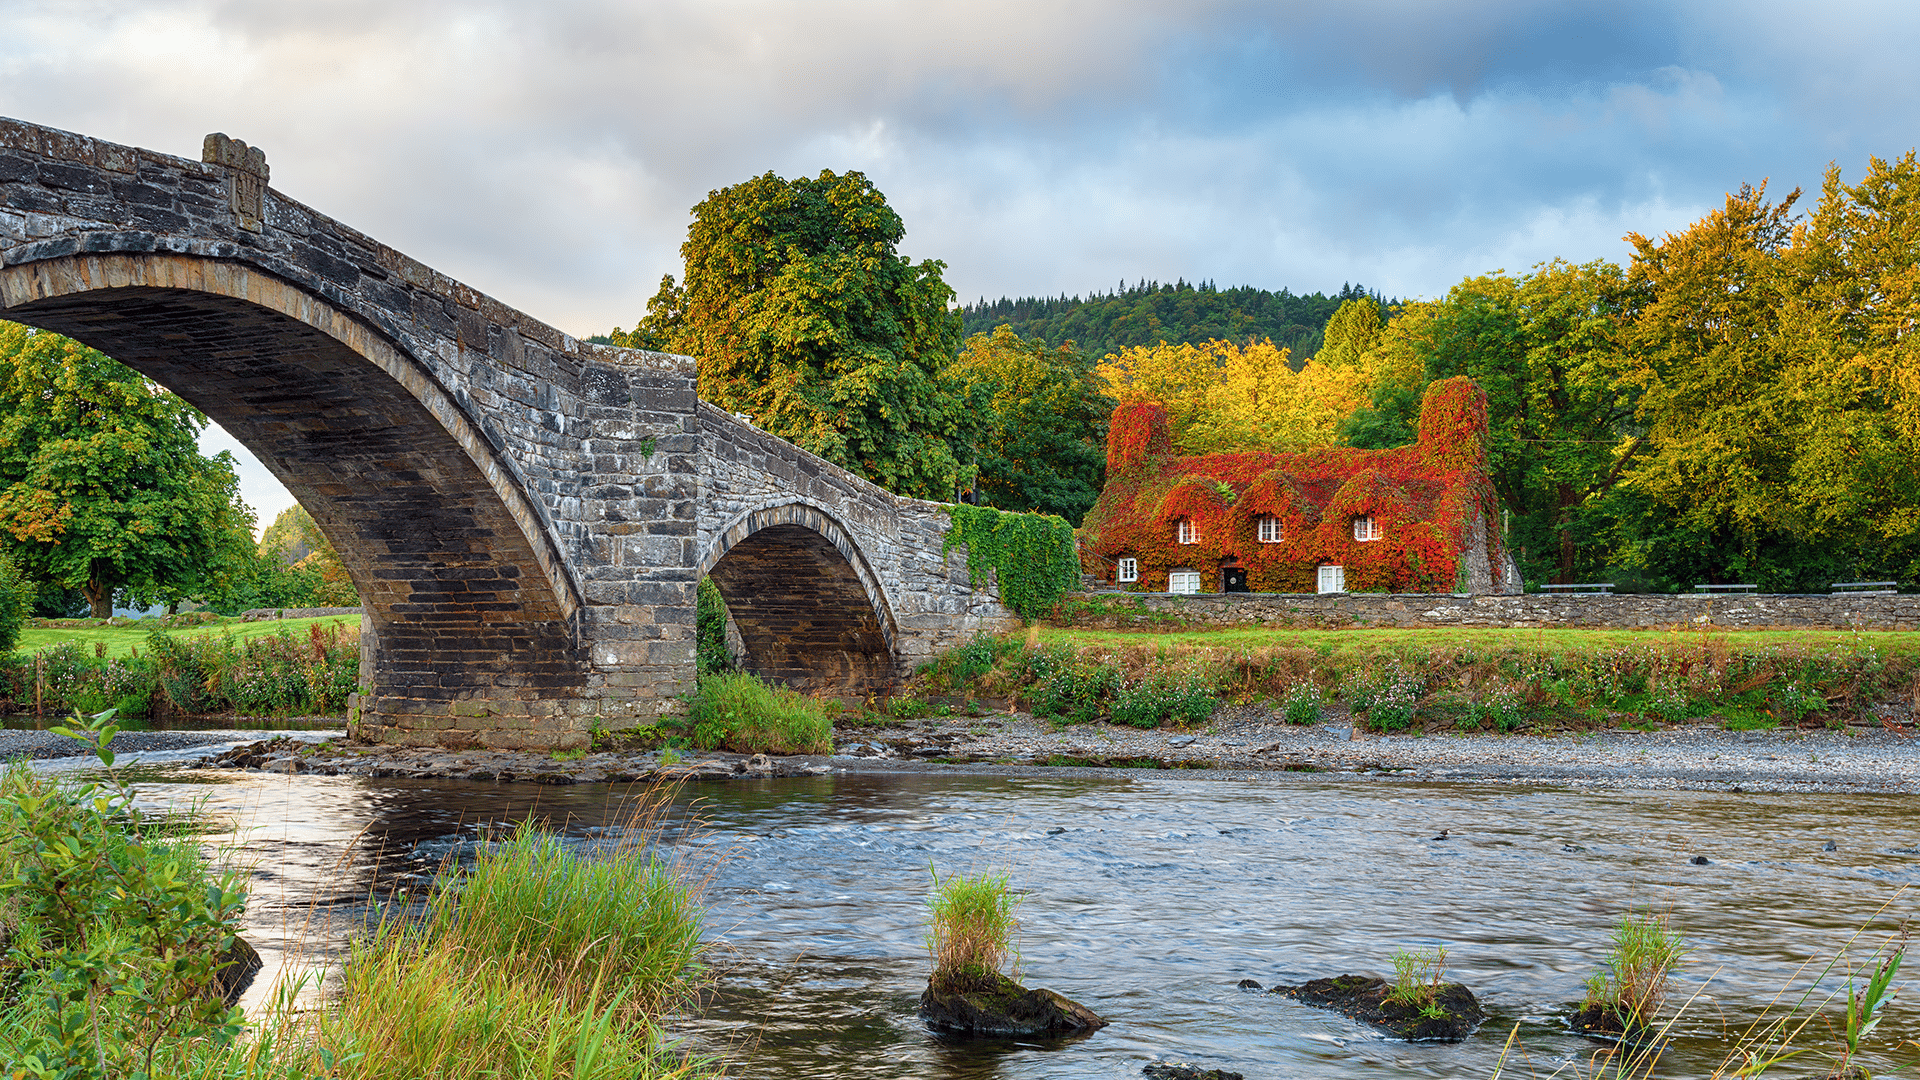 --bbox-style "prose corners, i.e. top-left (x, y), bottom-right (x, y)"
top-left (960, 280), bottom-right (1386, 361)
